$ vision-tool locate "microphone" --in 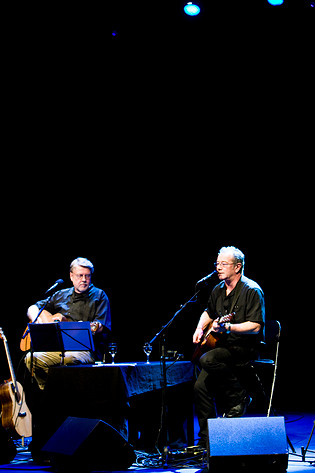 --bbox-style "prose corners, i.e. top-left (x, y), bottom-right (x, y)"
top-left (195, 270), bottom-right (217, 287)
top-left (45, 279), bottom-right (64, 294)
